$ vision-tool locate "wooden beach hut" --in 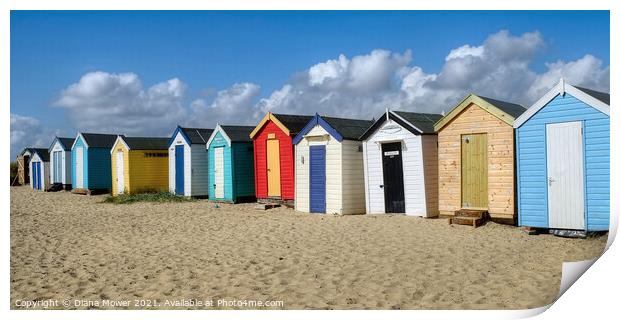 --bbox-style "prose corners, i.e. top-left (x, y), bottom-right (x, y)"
top-left (111, 136), bottom-right (170, 196)
top-left (168, 126), bottom-right (213, 197)
top-left (206, 124), bottom-right (256, 203)
top-left (360, 109), bottom-right (442, 217)
top-left (434, 94), bottom-right (526, 225)
top-left (29, 148), bottom-right (50, 191)
top-left (49, 137), bottom-right (75, 190)
top-left (16, 148), bottom-right (35, 185)
top-left (293, 114), bottom-right (374, 214)
top-left (249, 112), bottom-right (313, 202)
top-left (514, 79), bottom-right (610, 231)
top-left (71, 133), bottom-right (117, 194)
